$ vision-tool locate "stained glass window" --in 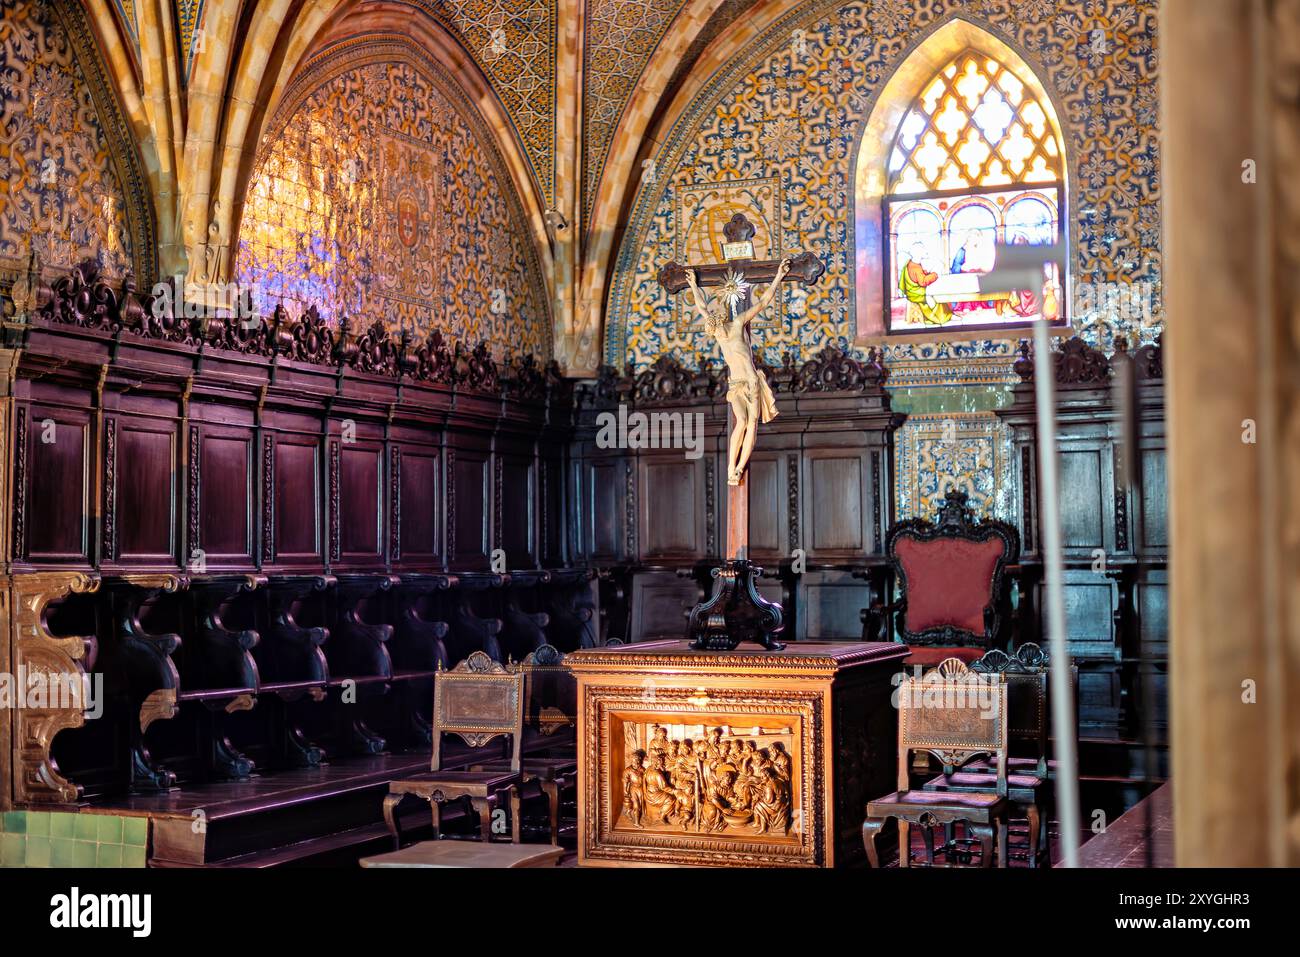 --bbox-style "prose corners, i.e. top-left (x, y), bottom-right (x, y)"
top-left (885, 51), bottom-right (1066, 333)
